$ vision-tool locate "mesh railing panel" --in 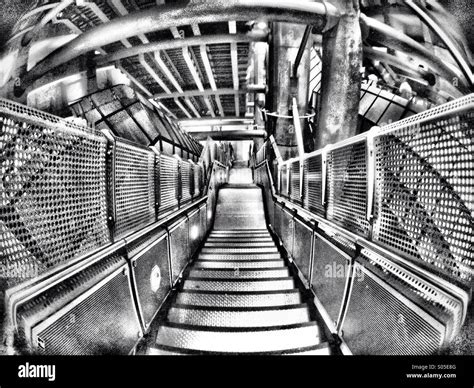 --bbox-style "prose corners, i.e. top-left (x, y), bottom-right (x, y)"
top-left (304, 154), bottom-right (325, 216)
top-left (159, 155), bottom-right (179, 214)
top-left (0, 111), bottom-right (109, 283)
top-left (114, 141), bottom-right (155, 238)
top-left (373, 109), bottom-right (474, 287)
top-left (327, 141), bottom-right (370, 238)
top-left (181, 160), bottom-right (192, 204)
top-left (290, 160), bottom-right (301, 205)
